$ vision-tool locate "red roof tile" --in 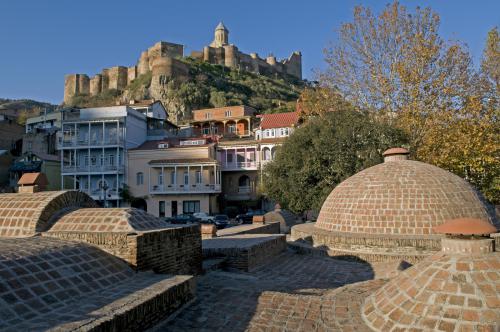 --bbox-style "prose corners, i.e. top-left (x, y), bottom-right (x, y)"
top-left (17, 172), bottom-right (48, 186)
top-left (259, 111), bottom-right (299, 129)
